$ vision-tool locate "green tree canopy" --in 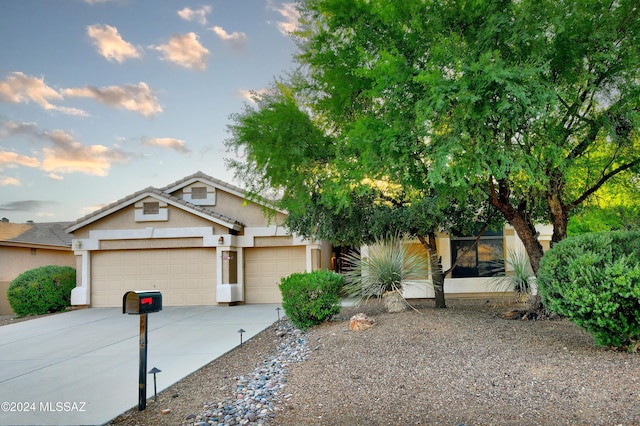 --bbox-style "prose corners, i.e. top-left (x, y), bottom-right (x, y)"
top-left (228, 0), bottom-right (640, 276)
top-left (568, 172), bottom-right (640, 235)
